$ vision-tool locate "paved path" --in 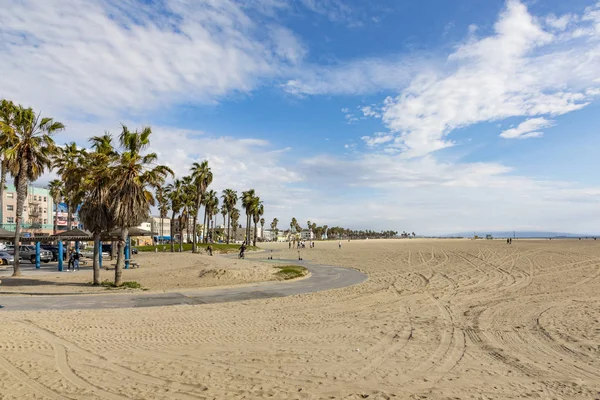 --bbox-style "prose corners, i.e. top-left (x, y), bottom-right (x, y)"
top-left (0, 260), bottom-right (367, 312)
